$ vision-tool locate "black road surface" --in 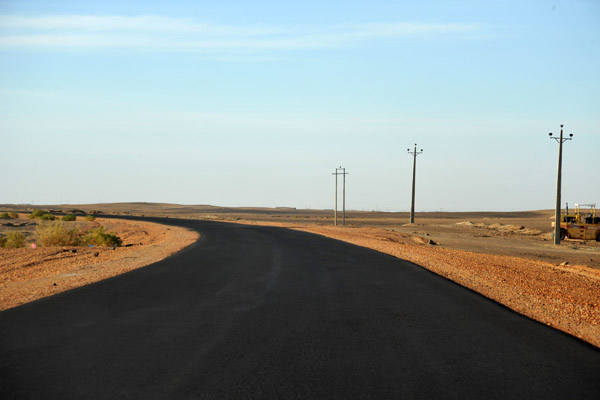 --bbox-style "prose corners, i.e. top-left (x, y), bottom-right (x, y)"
top-left (1, 218), bottom-right (599, 399)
